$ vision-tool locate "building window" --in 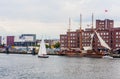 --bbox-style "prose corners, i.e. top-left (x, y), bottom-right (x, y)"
top-left (116, 40), bottom-right (118, 42)
top-left (61, 44), bottom-right (64, 46)
top-left (102, 22), bottom-right (104, 24)
top-left (116, 36), bottom-right (118, 38)
top-left (116, 44), bottom-right (118, 47)
top-left (116, 32), bottom-right (118, 35)
top-left (110, 22), bottom-right (112, 24)
top-left (106, 40), bottom-right (108, 42)
top-left (101, 33), bottom-right (103, 35)
top-left (106, 33), bottom-right (108, 35)
top-left (98, 44), bottom-right (100, 46)
top-left (61, 40), bottom-right (64, 43)
top-left (103, 33), bottom-right (105, 35)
